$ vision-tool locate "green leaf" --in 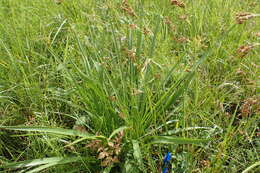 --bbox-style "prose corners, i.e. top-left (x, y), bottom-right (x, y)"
top-left (102, 164), bottom-right (113, 173)
top-left (123, 160), bottom-right (141, 173)
top-left (108, 126), bottom-right (128, 140)
top-left (242, 161), bottom-right (260, 173)
top-left (0, 126), bottom-right (105, 139)
top-left (0, 157), bottom-right (81, 169)
top-left (65, 137), bottom-right (92, 148)
top-left (26, 162), bottom-right (57, 173)
top-left (132, 140), bottom-right (144, 169)
top-left (148, 136), bottom-right (210, 145)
